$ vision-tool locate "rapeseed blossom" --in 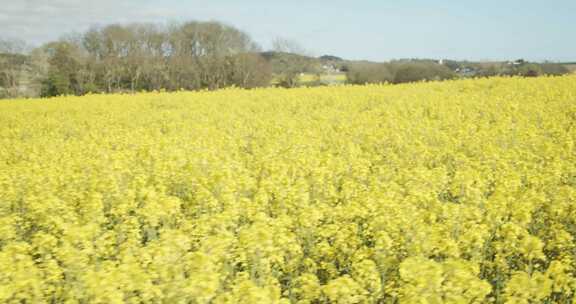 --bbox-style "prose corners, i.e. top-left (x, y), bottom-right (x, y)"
top-left (0, 76), bottom-right (575, 303)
